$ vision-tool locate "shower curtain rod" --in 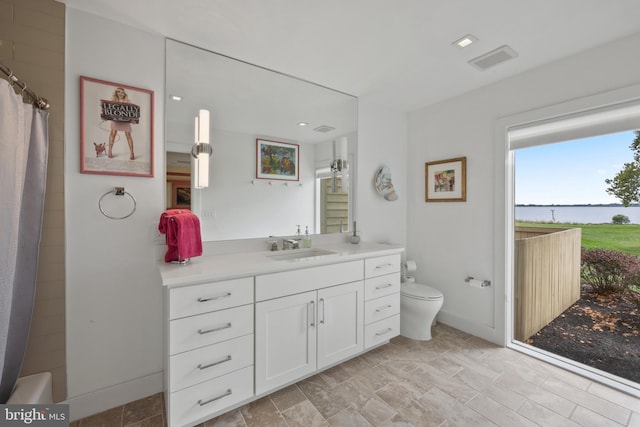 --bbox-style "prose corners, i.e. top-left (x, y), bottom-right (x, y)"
top-left (0, 63), bottom-right (50, 110)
